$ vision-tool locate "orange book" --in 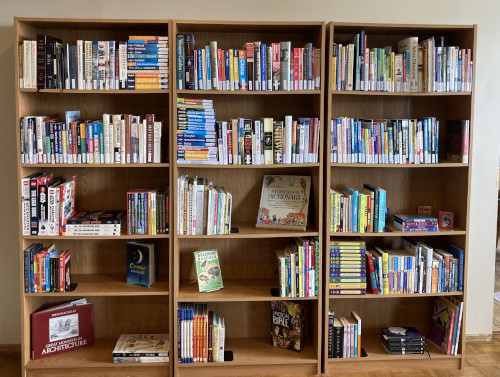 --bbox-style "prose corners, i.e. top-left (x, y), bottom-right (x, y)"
top-left (431, 259), bottom-right (439, 293)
